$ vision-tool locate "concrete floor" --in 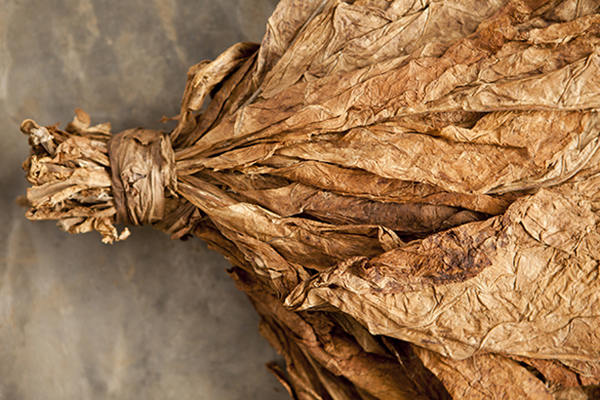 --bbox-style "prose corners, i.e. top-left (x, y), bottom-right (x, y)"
top-left (0, 0), bottom-right (291, 399)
